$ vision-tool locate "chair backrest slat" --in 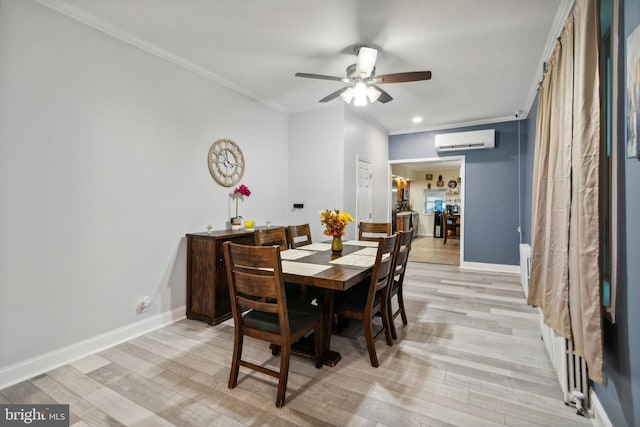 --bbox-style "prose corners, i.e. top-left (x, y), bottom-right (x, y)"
top-left (255, 227), bottom-right (288, 251)
top-left (288, 224), bottom-right (312, 248)
top-left (358, 222), bottom-right (391, 241)
top-left (394, 229), bottom-right (413, 277)
top-left (367, 234), bottom-right (398, 304)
